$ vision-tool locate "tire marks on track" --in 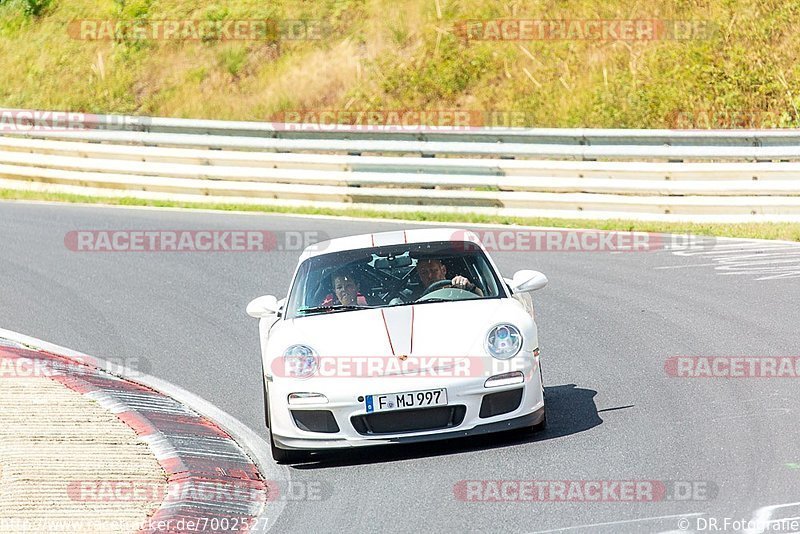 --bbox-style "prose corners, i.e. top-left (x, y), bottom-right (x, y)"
top-left (658, 240), bottom-right (800, 281)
